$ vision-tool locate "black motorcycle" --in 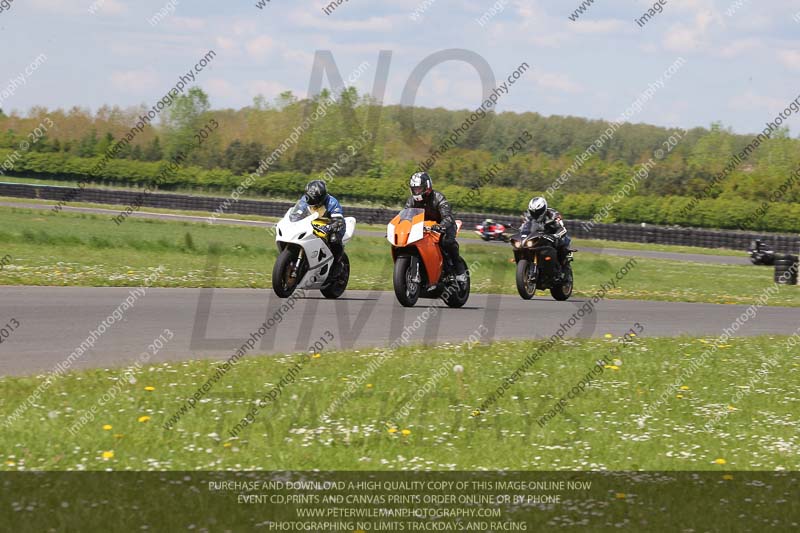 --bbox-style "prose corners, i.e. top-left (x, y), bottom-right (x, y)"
top-left (747, 239), bottom-right (775, 266)
top-left (509, 223), bottom-right (574, 301)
